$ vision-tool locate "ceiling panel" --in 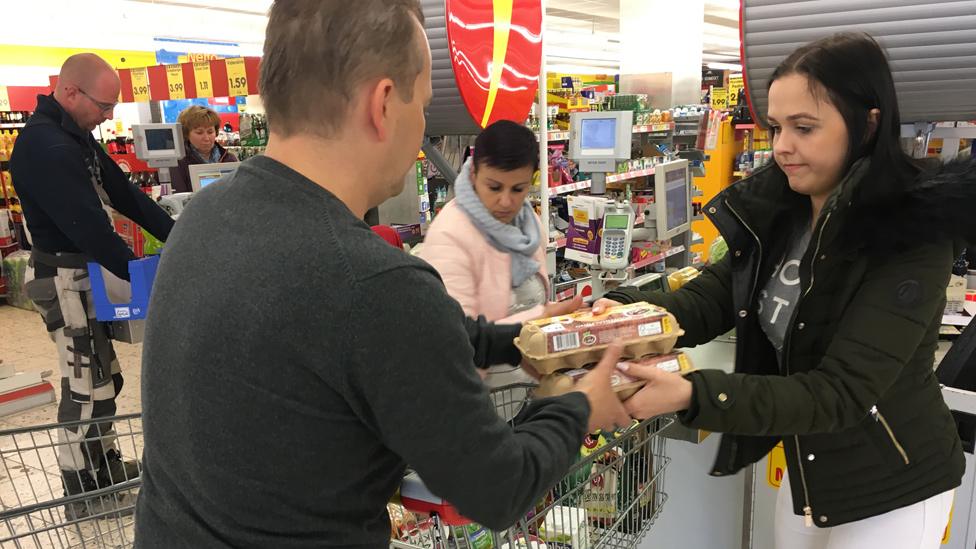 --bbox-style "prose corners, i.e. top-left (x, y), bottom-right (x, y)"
top-left (546, 0), bottom-right (741, 73)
